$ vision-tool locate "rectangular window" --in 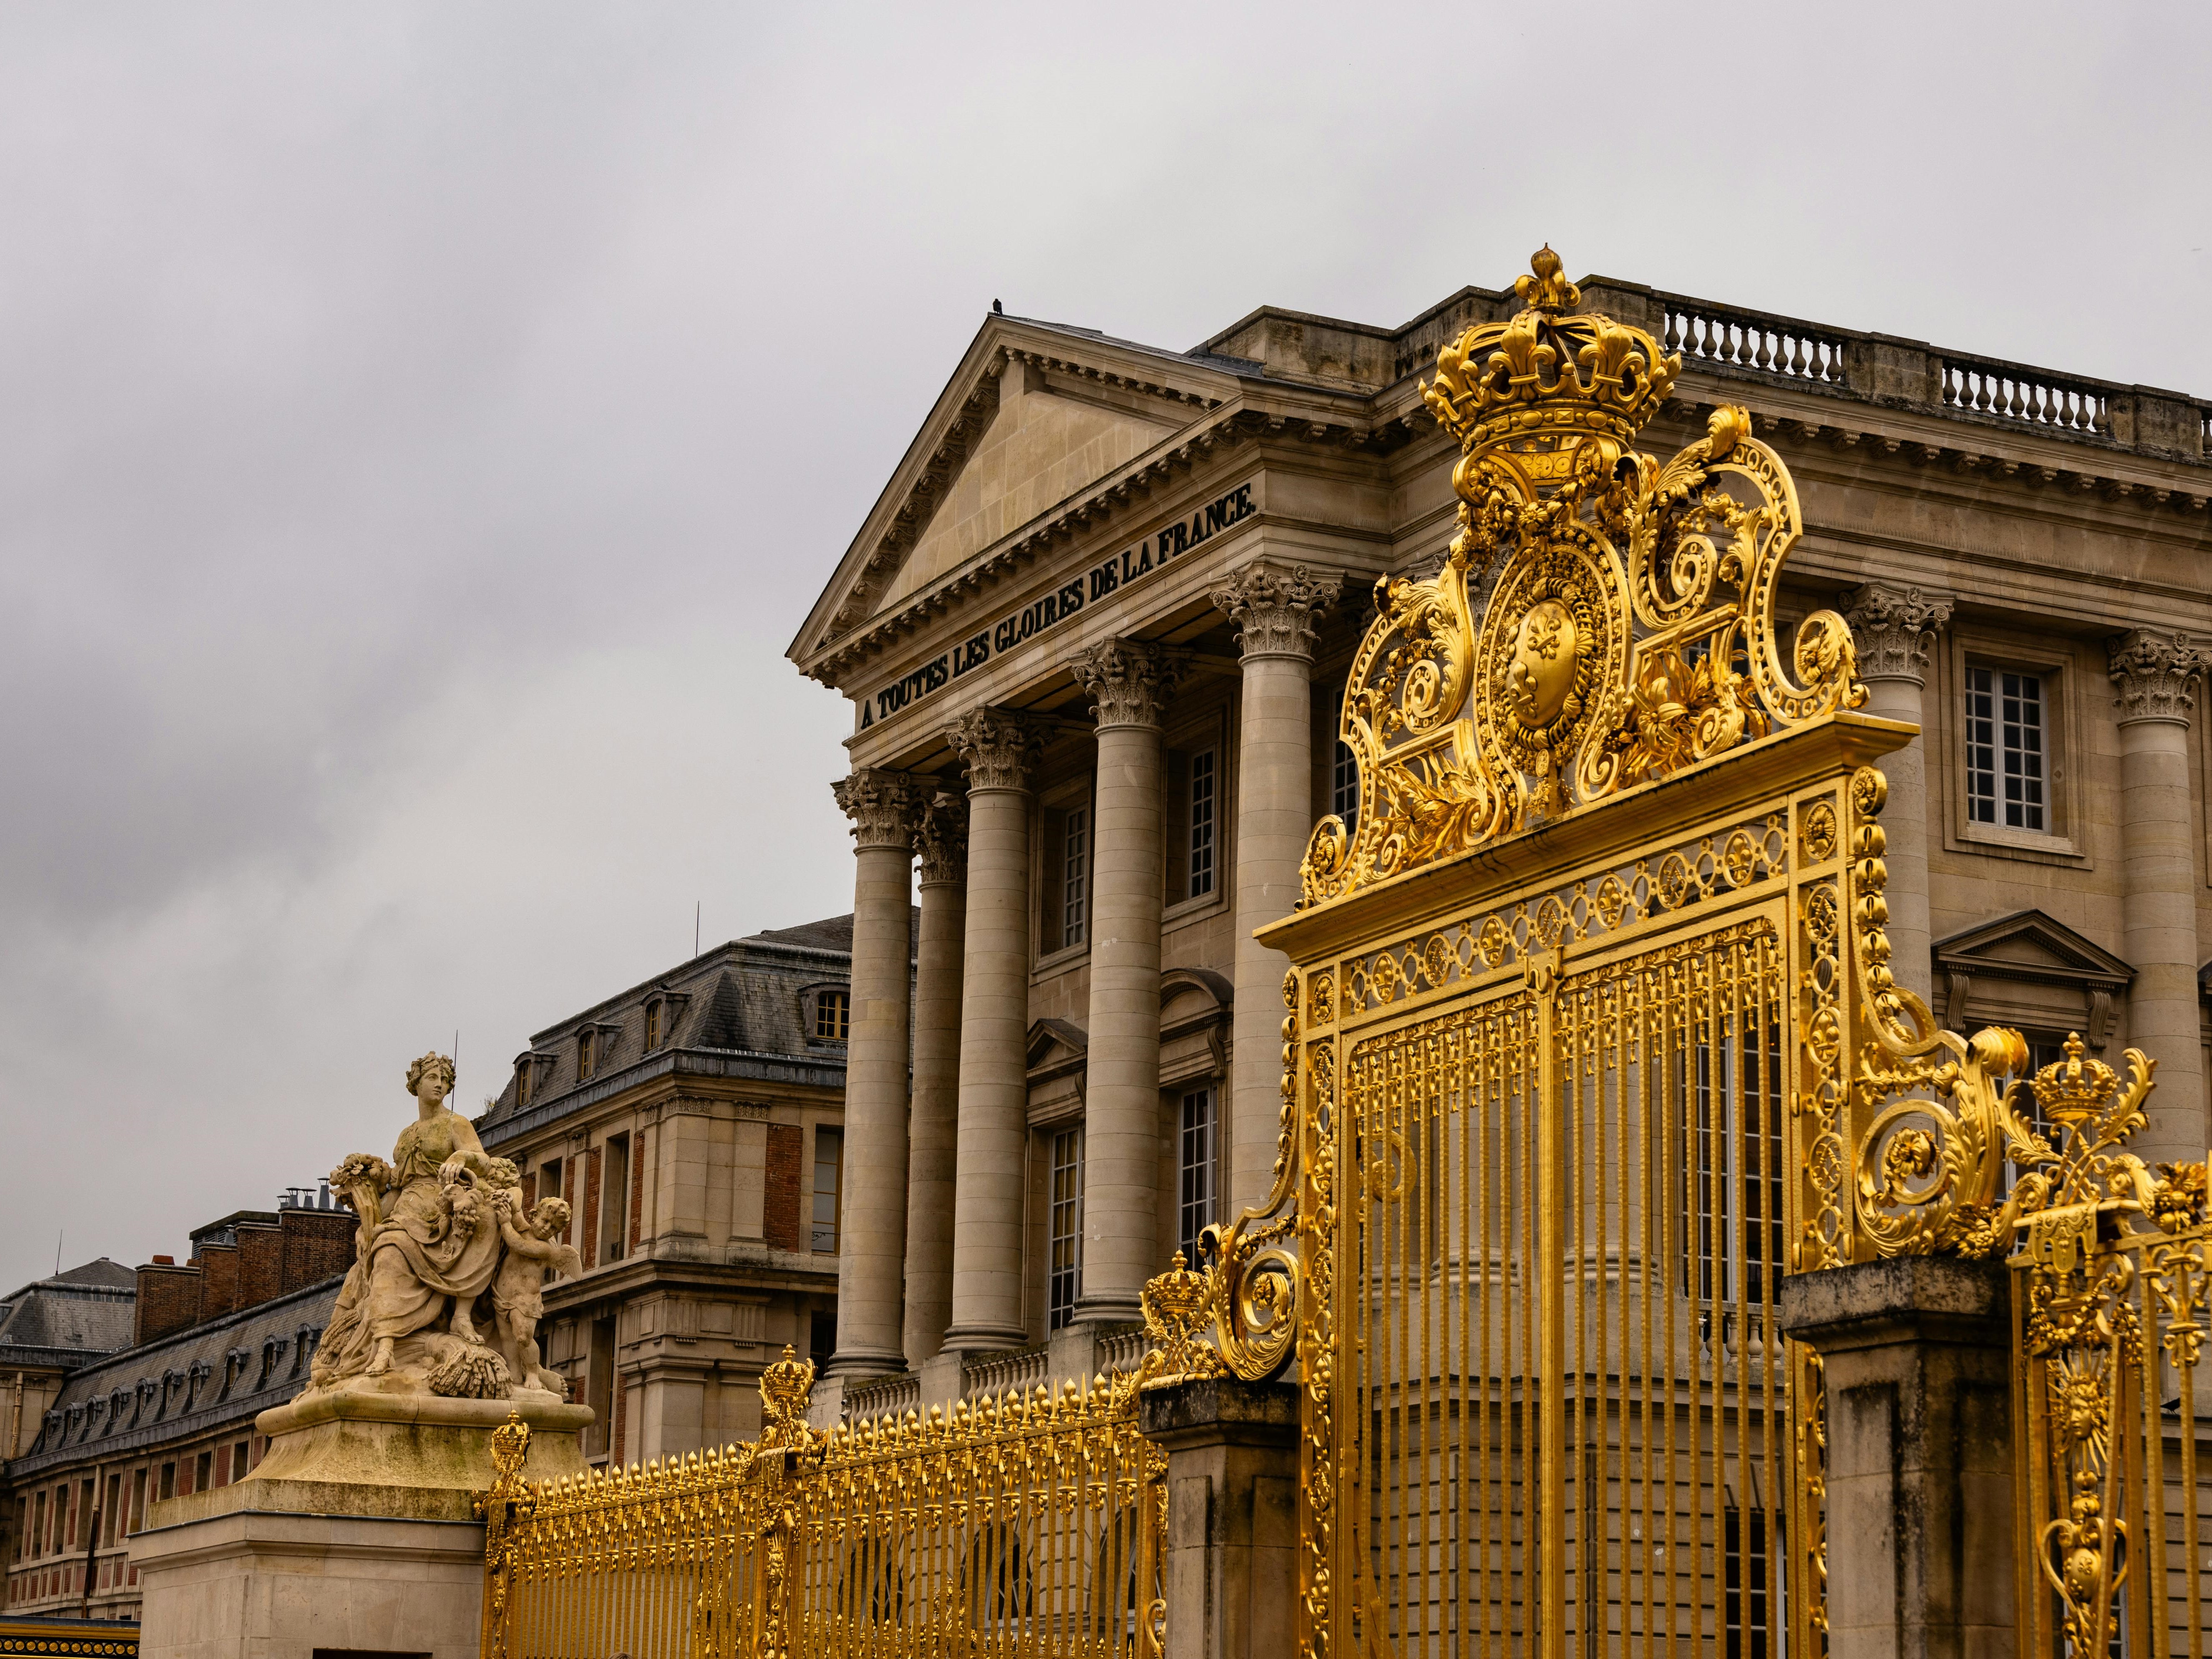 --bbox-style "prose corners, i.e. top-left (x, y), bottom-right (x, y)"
top-left (578, 1029), bottom-right (596, 1080)
top-left (1331, 737), bottom-right (1360, 827)
top-left (541, 1158), bottom-right (564, 1235)
top-left (1178, 1090), bottom-right (1217, 1261)
top-left (601, 1135), bottom-right (630, 1266)
top-left (811, 1129), bottom-right (843, 1254)
top-left (587, 1318), bottom-right (616, 1459)
top-left (1722, 1505), bottom-right (1772, 1659)
top-left (158, 1463), bottom-right (175, 1503)
top-left (102, 1476), bottom-right (119, 1547)
top-left (1683, 1022), bottom-right (1785, 1312)
top-left (1965, 665), bottom-right (2046, 830)
top-left (1048, 1128), bottom-right (1084, 1332)
top-left (193, 1453), bottom-right (211, 1496)
top-left (1186, 750), bottom-right (1217, 898)
top-left (1062, 805), bottom-right (1090, 946)
top-left (128, 1469), bottom-right (145, 1536)
top-left (645, 1002), bottom-right (660, 1050)
top-left (31, 1492), bottom-right (44, 1558)
top-left (815, 989), bottom-right (850, 1042)
top-left (808, 1305), bottom-right (835, 1373)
